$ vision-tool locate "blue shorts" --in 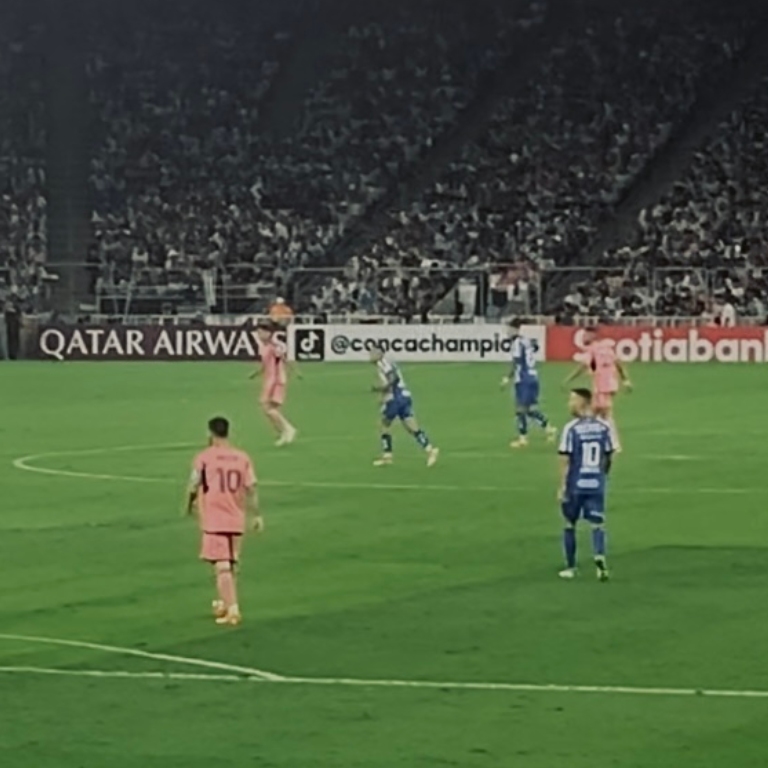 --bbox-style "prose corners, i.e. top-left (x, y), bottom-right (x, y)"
top-left (382, 396), bottom-right (414, 422)
top-left (561, 492), bottom-right (606, 525)
top-left (514, 380), bottom-right (540, 408)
